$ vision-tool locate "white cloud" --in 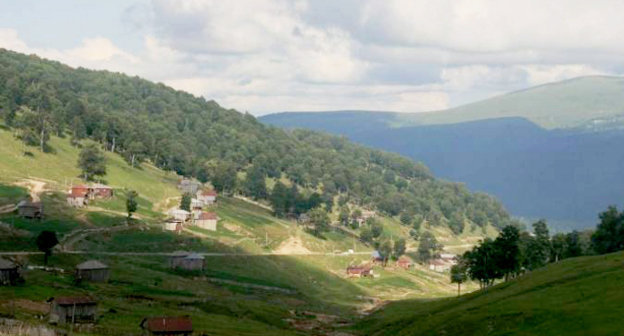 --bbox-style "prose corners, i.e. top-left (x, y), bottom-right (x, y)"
top-left (2, 1), bottom-right (623, 115)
